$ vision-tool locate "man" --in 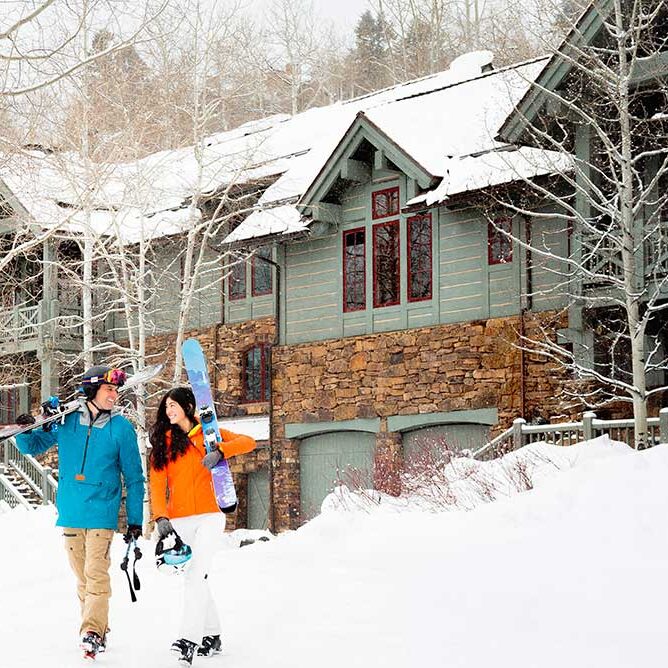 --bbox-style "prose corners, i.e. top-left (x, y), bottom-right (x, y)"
top-left (16, 366), bottom-right (144, 659)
